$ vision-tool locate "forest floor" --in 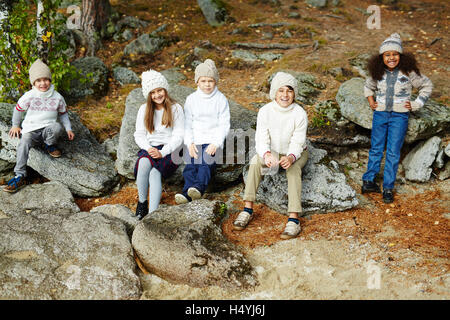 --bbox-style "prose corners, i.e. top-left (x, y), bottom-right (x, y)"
top-left (70, 0), bottom-right (449, 299)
